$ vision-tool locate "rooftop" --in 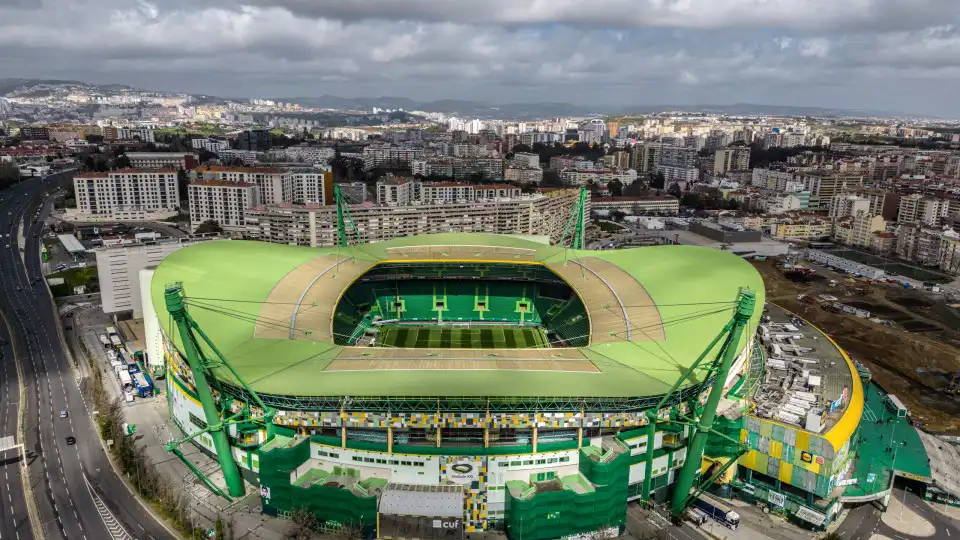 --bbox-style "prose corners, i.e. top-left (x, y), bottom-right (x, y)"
top-left (190, 180), bottom-right (255, 188)
top-left (150, 234), bottom-right (765, 400)
top-left (197, 165), bottom-right (286, 174)
top-left (752, 305), bottom-right (855, 438)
